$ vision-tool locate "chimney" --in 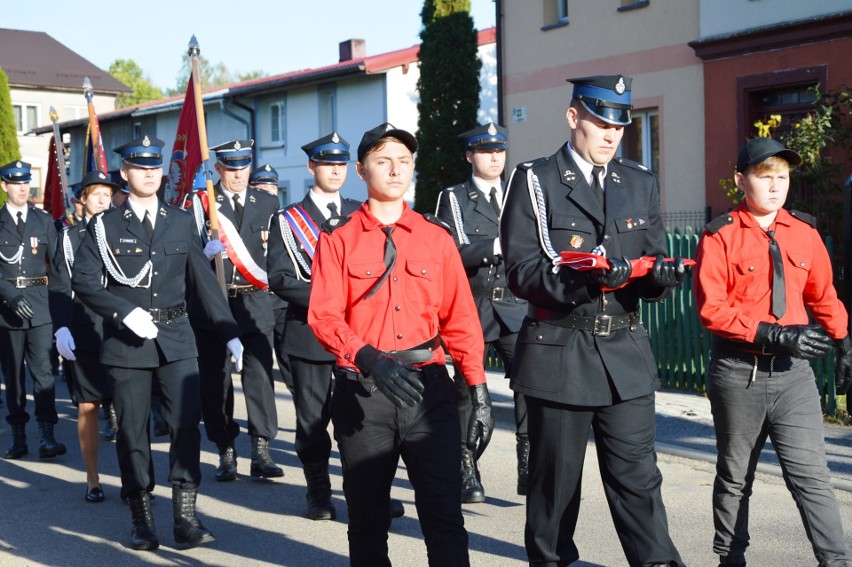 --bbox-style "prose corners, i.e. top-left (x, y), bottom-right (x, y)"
top-left (339, 39), bottom-right (366, 62)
